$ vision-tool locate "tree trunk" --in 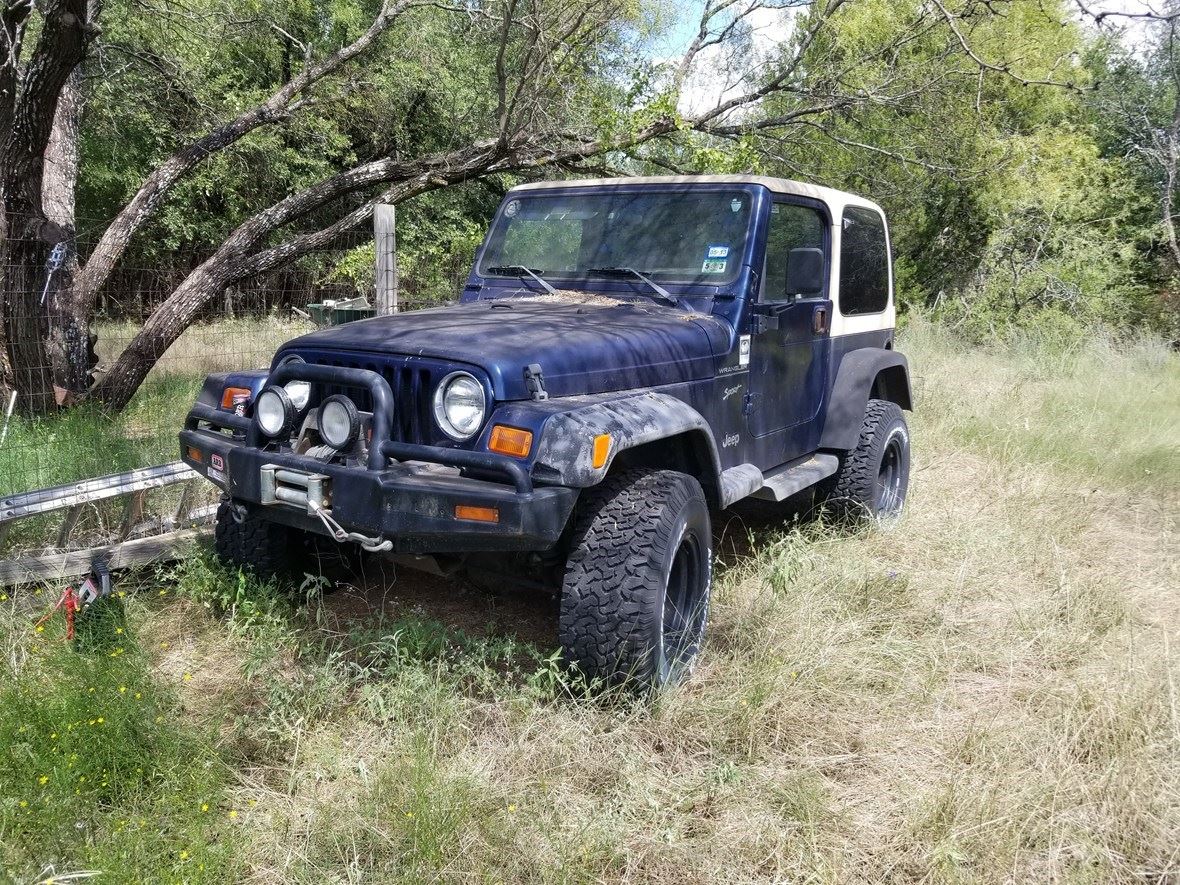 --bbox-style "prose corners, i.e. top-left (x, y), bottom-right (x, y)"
top-left (43, 66), bottom-right (93, 399)
top-left (0, 0), bottom-right (95, 414)
top-left (0, 219), bottom-right (59, 413)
